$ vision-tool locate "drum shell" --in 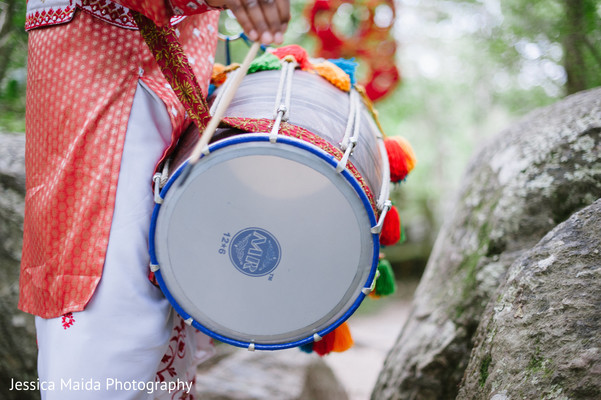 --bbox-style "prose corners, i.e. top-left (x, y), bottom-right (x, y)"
top-left (151, 68), bottom-right (386, 350)
top-left (170, 70), bottom-right (384, 200)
